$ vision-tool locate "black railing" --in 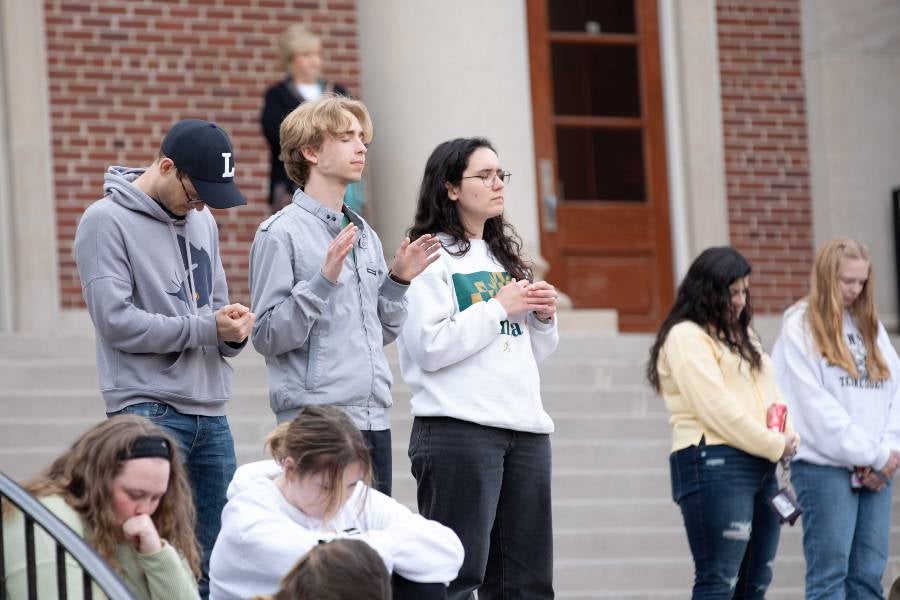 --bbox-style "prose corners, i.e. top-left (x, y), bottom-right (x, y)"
top-left (0, 471), bottom-right (135, 600)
